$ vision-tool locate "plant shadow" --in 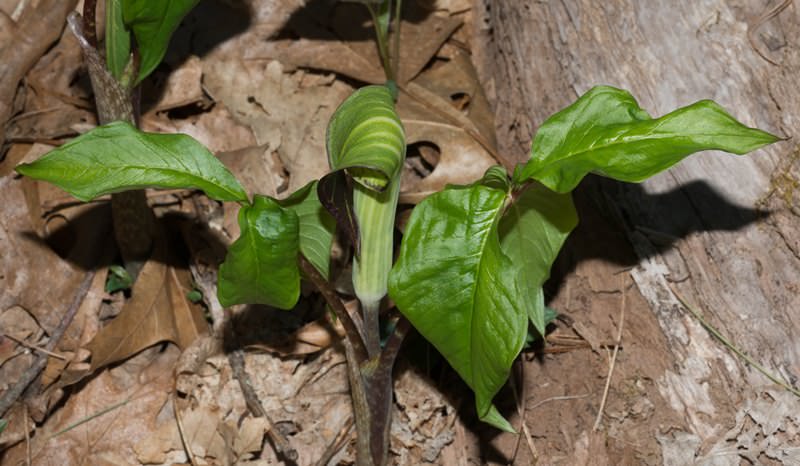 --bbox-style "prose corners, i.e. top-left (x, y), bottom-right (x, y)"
top-left (546, 176), bottom-right (769, 301)
top-left (274, 0), bottom-right (434, 43)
